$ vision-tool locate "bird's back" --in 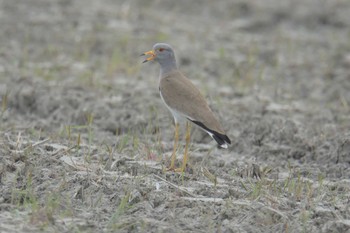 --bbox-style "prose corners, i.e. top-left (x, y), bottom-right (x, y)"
top-left (159, 70), bottom-right (226, 135)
